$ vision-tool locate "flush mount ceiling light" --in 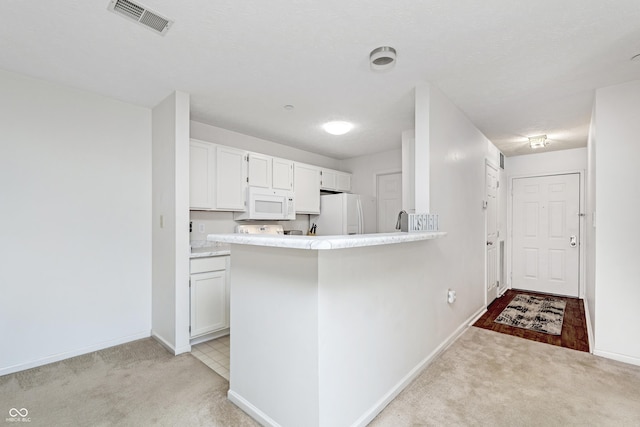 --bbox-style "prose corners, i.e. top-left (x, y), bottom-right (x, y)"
top-left (370, 46), bottom-right (397, 71)
top-left (631, 53), bottom-right (640, 62)
top-left (528, 135), bottom-right (548, 149)
top-left (322, 121), bottom-right (354, 135)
